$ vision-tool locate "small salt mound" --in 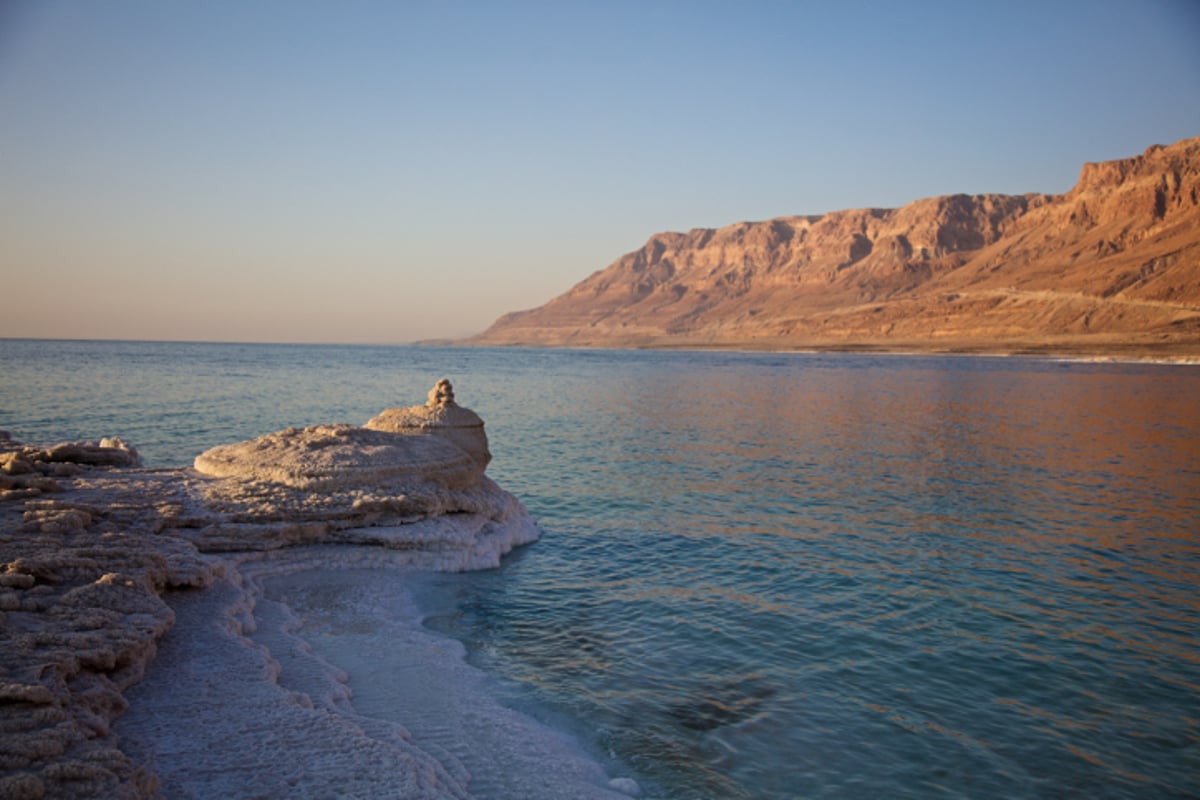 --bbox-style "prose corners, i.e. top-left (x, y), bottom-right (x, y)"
top-left (366, 378), bottom-right (492, 469)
